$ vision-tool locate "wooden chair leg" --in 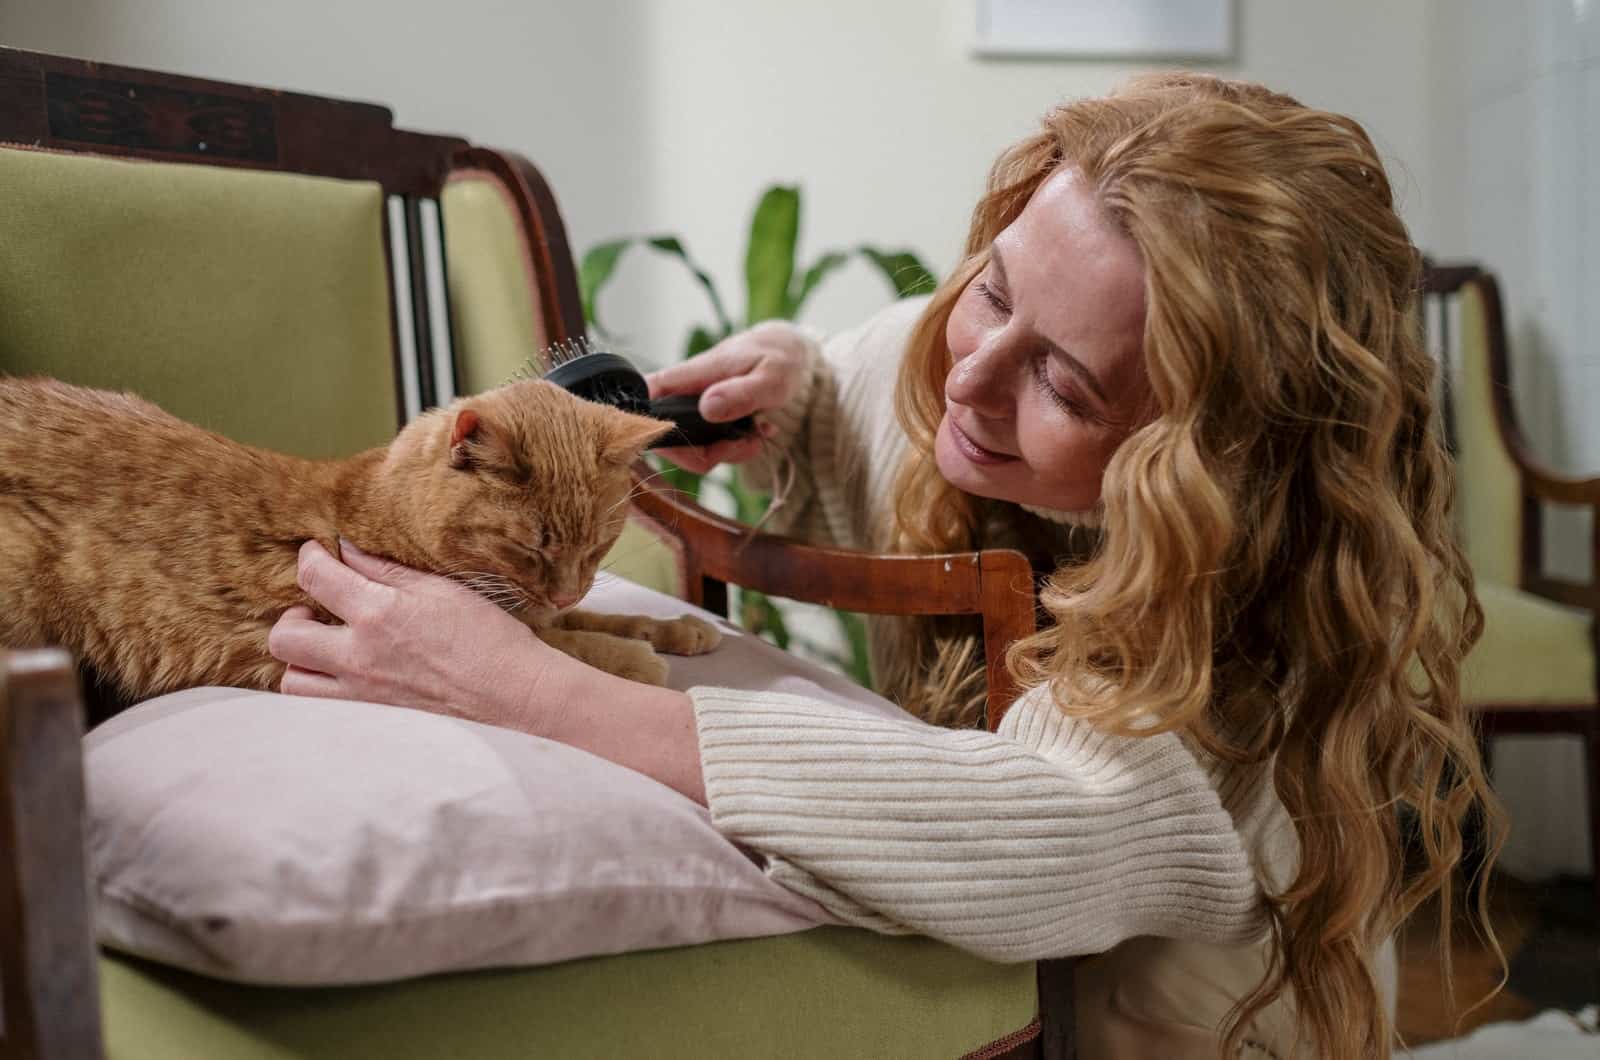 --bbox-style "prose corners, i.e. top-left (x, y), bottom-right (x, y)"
top-left (0, 649), bottom-right (104, 1060)
top-left (1036, 957), bottom-right (1076, 1060)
